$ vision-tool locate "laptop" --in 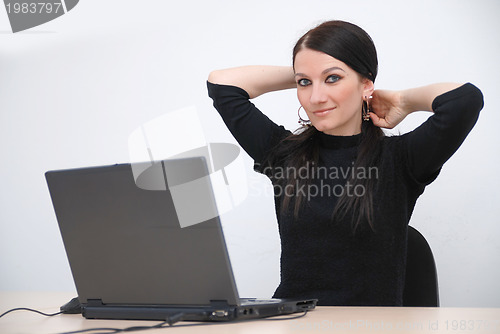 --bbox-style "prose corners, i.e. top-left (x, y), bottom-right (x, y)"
top-left (45, 157), bottom-right (316, 322)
